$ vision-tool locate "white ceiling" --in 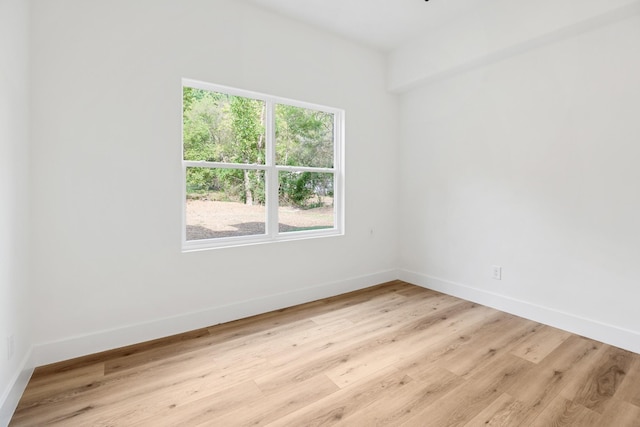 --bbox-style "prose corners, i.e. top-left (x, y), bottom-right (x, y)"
top-left (248, 0), bottom-right (487, 52)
